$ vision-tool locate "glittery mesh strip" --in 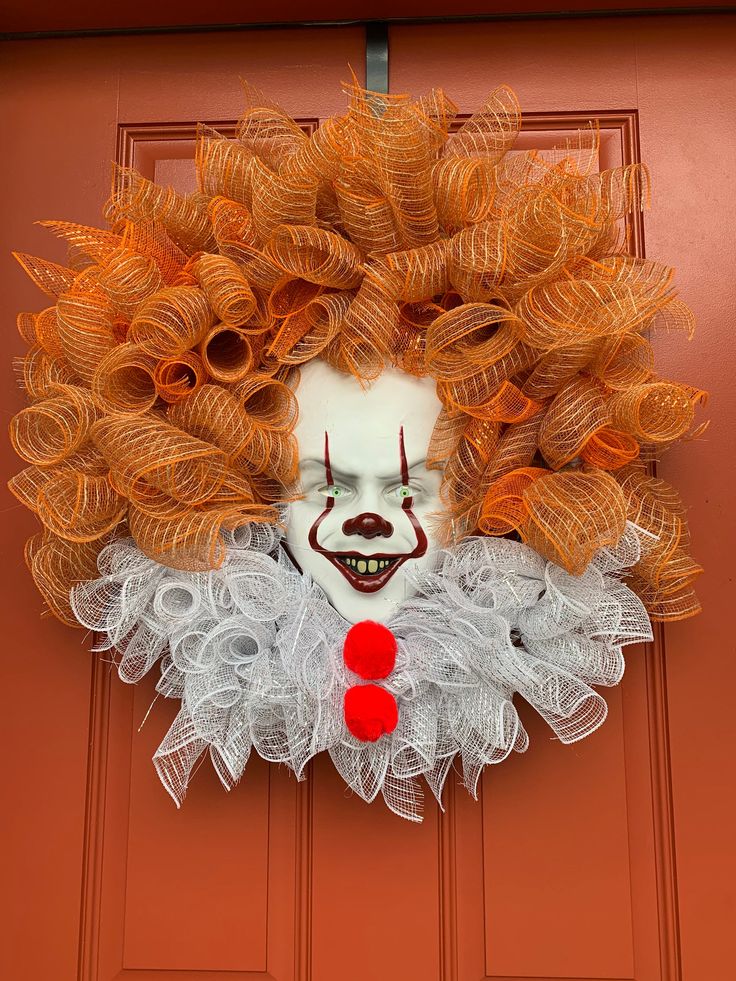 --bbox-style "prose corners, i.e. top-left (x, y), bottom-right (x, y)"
top-left (67, 522), bottom-right (652, 820)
